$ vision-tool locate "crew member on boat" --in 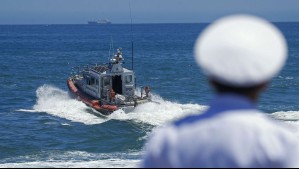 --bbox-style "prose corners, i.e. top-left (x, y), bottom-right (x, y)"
top-left (115, 48), bottom-right (123, 63)
top-left (109, 88), bottom-right (116, 103)
top-left (145, 85), bottom-right (151, 98)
